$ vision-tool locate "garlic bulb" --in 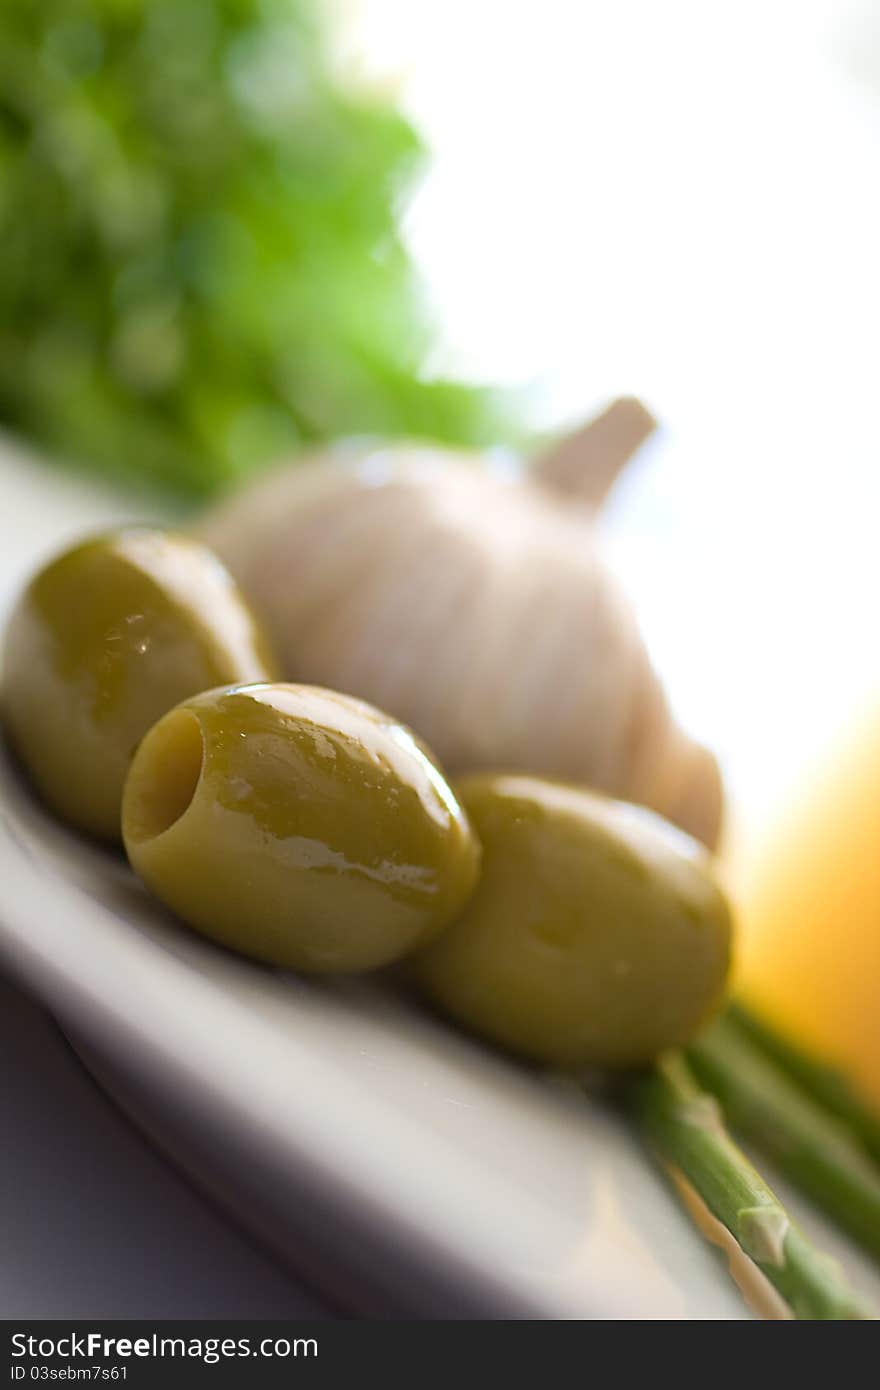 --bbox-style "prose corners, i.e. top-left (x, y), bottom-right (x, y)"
top-left (197, 401), bottom-right (723, 848)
